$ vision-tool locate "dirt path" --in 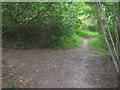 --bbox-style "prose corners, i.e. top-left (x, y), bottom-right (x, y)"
top-left (2, 37), bottom-right (118, 88)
